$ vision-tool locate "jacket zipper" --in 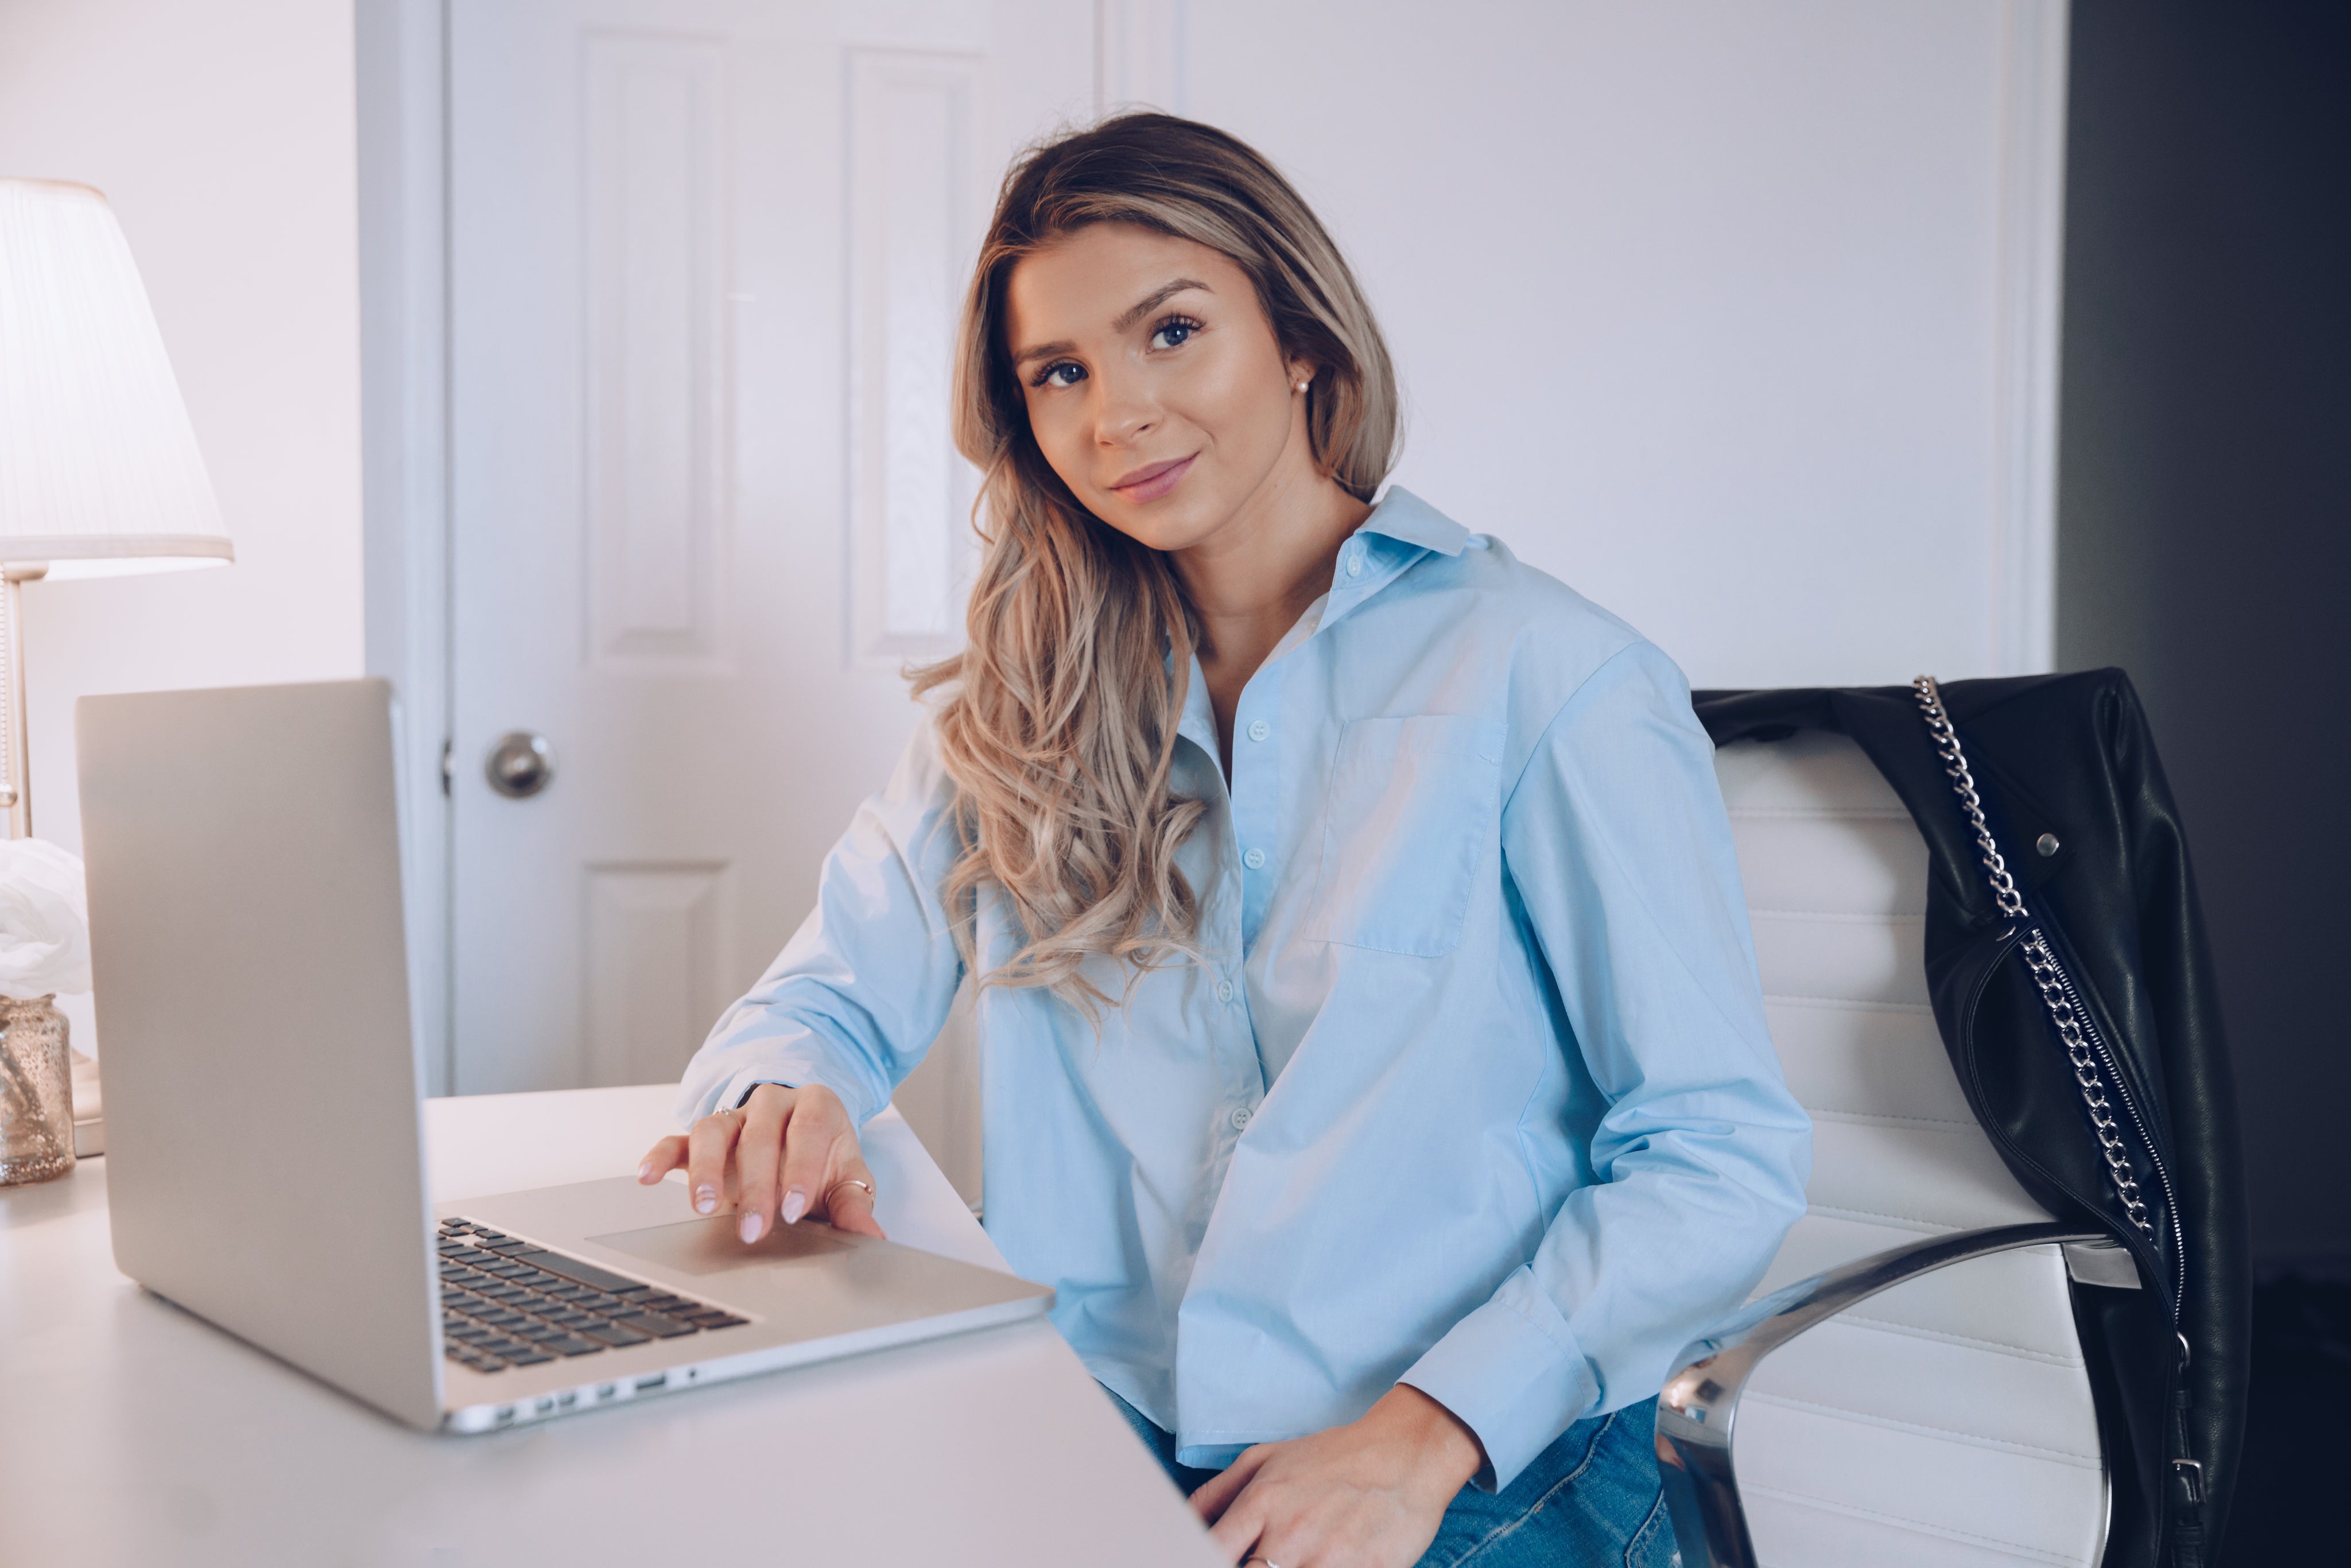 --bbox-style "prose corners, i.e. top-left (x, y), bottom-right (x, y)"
top-left (2038, 926), bottom-right (2186, 1319)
